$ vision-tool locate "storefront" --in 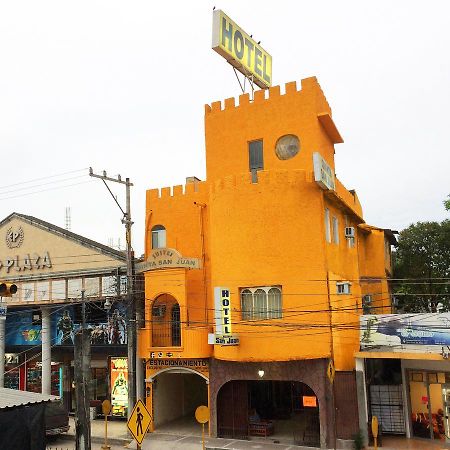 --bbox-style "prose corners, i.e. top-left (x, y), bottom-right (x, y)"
top-left (209, 359), bottom-right (334, 448)
top-left (357, 312), bottom-right (450, 444)
top-left (0, 213), bottom-right (133, 416)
